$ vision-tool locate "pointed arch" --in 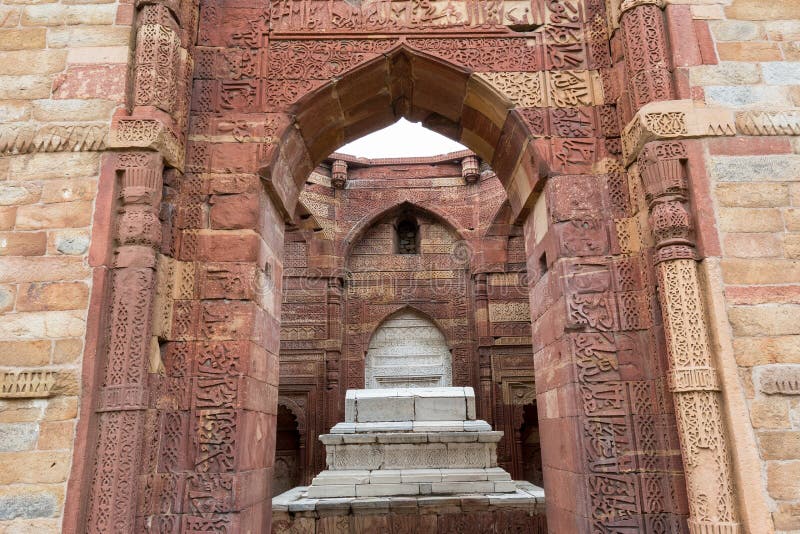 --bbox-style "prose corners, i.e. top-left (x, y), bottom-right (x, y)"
top-left (258, 46), bottom-right (551, 223)
top-left (341, 200), bottom-right (466, 259)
